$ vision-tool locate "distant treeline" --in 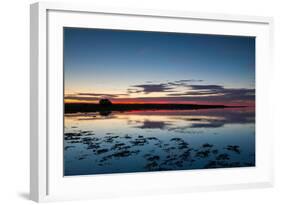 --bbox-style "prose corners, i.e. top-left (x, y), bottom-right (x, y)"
top-left (64, 103), bottom-right (240, 113)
